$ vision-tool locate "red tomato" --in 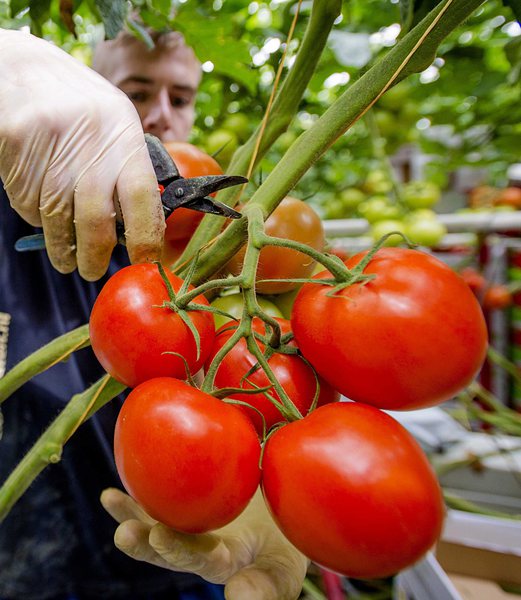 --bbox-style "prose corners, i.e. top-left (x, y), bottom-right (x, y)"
top-left (261, 402), bottom-right (445, 579)
top-left (291, 247), bottom-right (488, 410)
top-left (460, 266), bottom-right (486, 296)
top-left (89, 263), bottom-right (215, 388)
top-left (495, 186), bottom-right (521, 209)
top-left (205, 318), bottom-right (339, 435)
top-left (161, 142), bottom-right (224, 265)
top-left (227, 197), bottom-right (325, 294)
top-left (483, 284), bottom-right (513, 310)
top-left (115, 377), bottom-right (261, 533)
